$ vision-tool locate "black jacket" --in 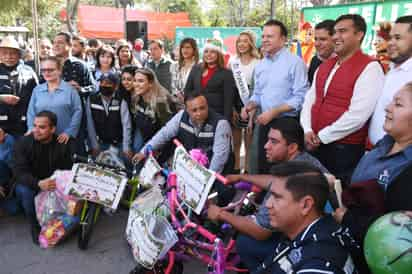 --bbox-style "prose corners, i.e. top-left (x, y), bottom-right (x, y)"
top-left (12, 135), bottom-right (73, 191)
top-left (0, 62), bottom-right (38, 136)
top-left (184, 64), bottom-right (235, 121)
